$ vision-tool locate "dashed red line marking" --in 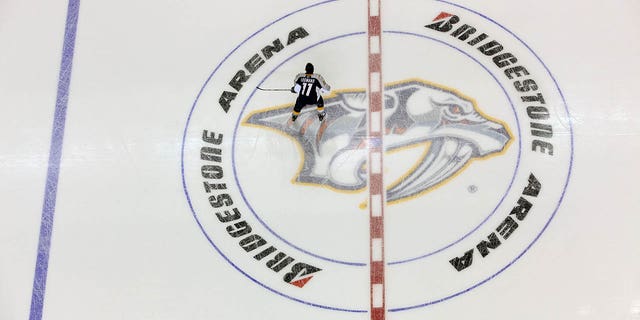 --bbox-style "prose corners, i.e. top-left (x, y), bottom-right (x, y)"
top-left (368, 0), bottom-right (385, 319)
